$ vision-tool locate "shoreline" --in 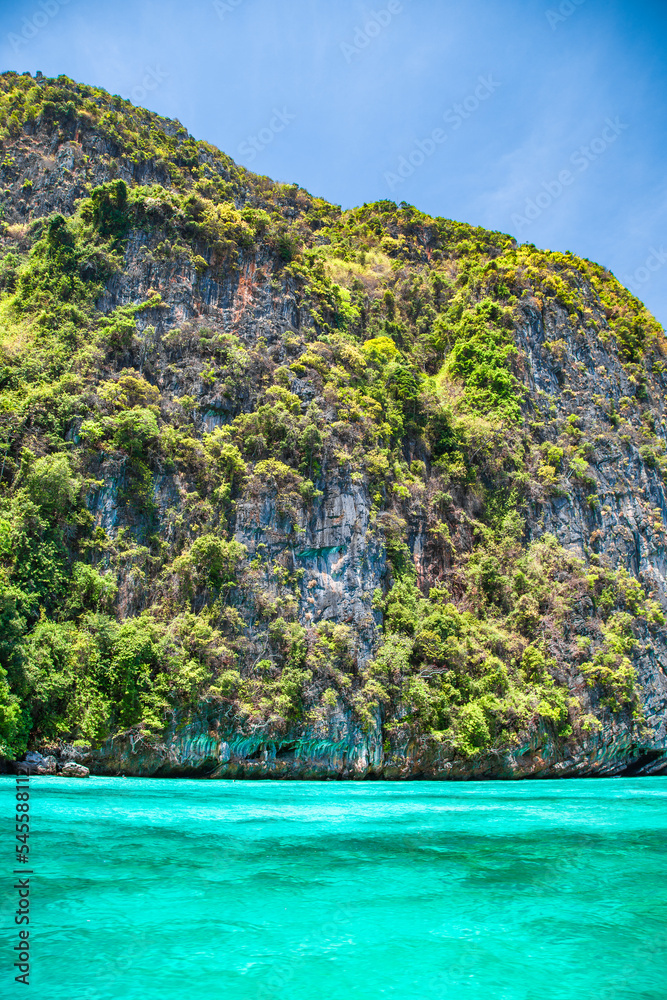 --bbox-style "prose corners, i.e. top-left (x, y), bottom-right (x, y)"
top-left (4, 748), bottom-right (667, 781)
